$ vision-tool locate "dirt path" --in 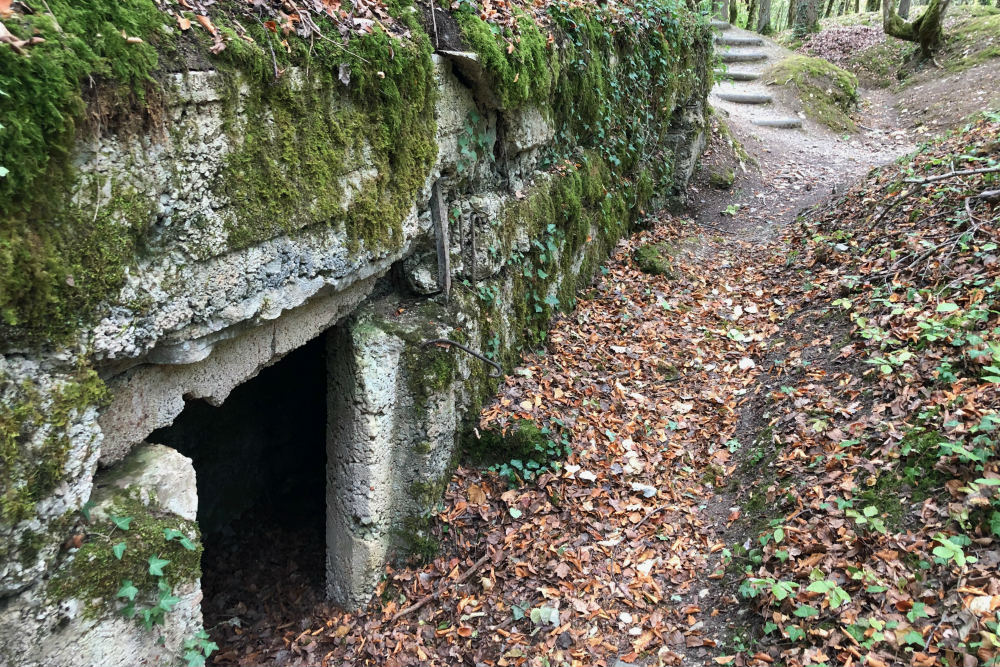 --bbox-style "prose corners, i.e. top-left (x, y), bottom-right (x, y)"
top-left (697, 22), bottom-right (914, 244)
